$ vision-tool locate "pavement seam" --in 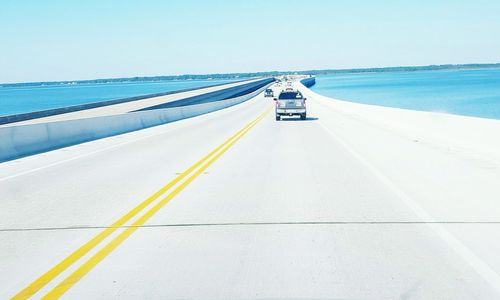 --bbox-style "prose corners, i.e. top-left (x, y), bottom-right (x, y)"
top-left (3, 221), bottom-right (500, 232)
